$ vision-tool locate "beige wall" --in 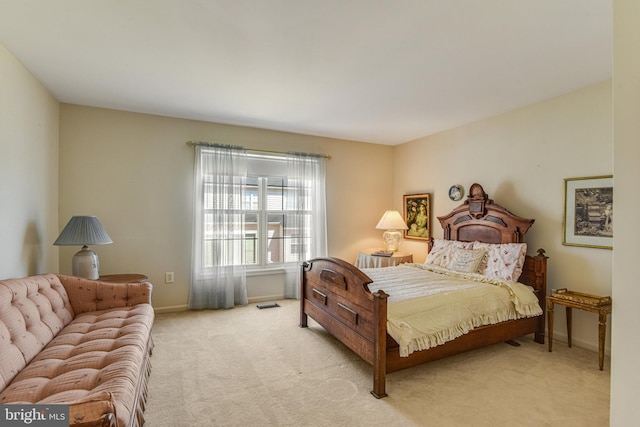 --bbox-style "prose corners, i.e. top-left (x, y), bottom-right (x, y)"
top-left (0, 43), bottom-right (59, 278)
top-left (393, 81), bottom-right (613, 353)
top-left (58, 105), bottom-right (392, 309)
top-left (611, 0), bottom-right (640, 424)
